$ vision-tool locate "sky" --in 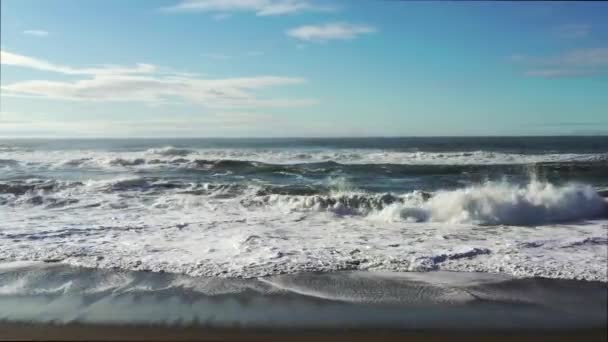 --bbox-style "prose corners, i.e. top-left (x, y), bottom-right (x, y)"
top-left (1, 0), bottom-right (607, 138)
